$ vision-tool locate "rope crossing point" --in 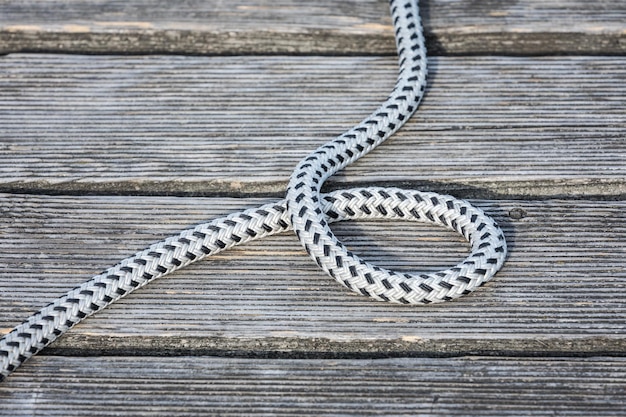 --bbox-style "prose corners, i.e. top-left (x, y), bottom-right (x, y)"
top-left (0, 0), bottom-right (507, 381)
